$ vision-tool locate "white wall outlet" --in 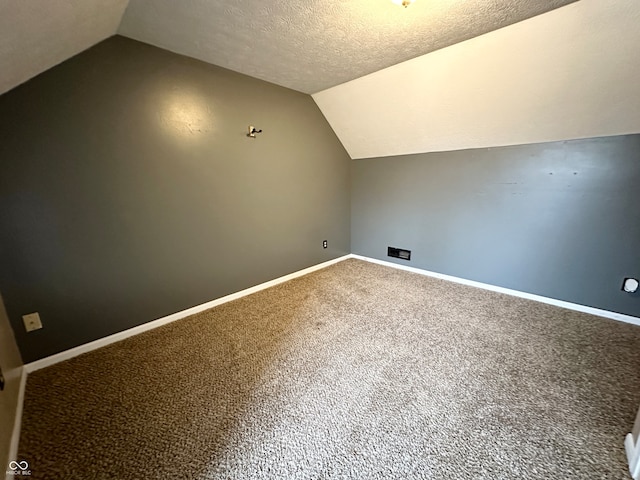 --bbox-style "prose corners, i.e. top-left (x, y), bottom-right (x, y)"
top-left (623, 278), bottom-right (639, 293)
top-left (23, 312), bottom-right (43, 332)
